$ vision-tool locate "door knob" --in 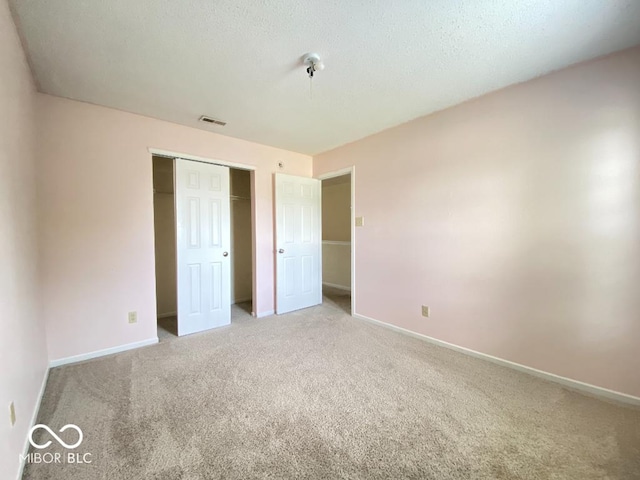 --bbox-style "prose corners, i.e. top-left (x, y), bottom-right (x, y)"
top-left (278, 249), bottom-right (285, 254)
top-left (223, 252), bottom-right (229, 257)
